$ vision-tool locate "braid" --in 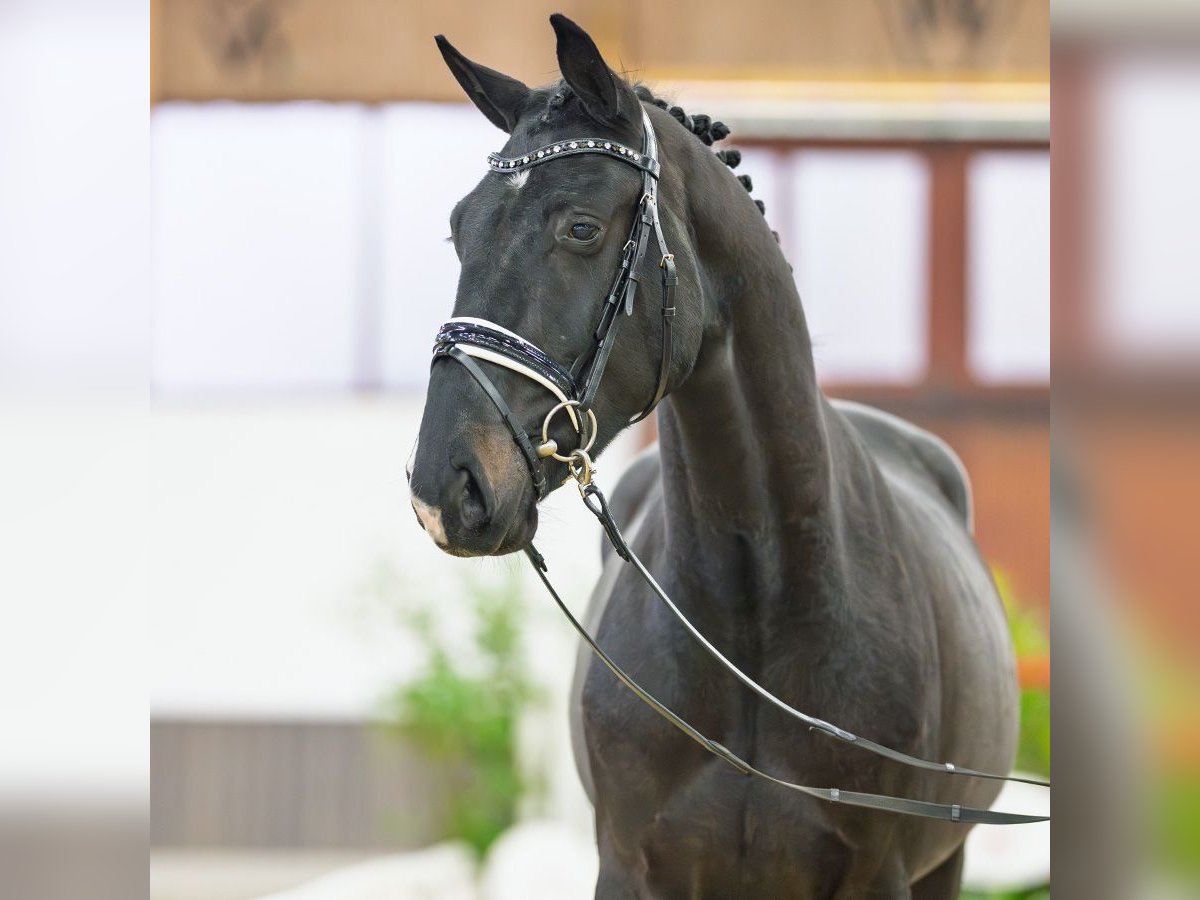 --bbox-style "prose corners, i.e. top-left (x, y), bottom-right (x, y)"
top-left (632, 83), bottom-right (767, 219)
